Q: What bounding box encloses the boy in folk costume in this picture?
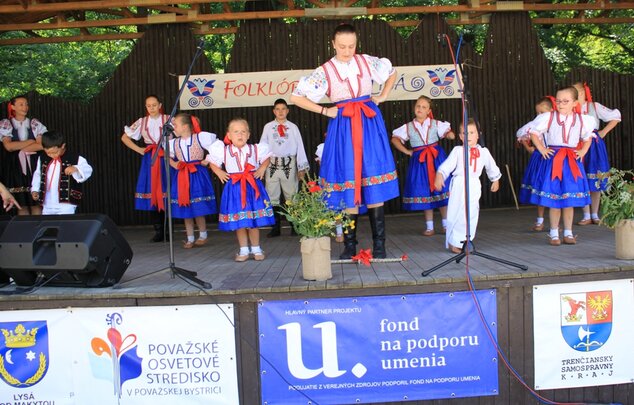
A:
[31,131,93,215]
[435,119,501,253]
[207,119,275,262]
[121,95,172,242]
[0,95,47,215]
[571,82,621,226]
[520,86,594,245]
[260,98,309,237]
[290,23,399,259]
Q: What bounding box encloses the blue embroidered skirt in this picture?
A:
[518,149,546,205]
[218,177,275,231]
[319,95,399,209]
[526,147,590,209]
[134,150,171,211]
[402,144,449,211]
[583,135,610,192]
[169,161,217,219]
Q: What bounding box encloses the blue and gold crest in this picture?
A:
[560,291,613,352]
[0,321,49,388]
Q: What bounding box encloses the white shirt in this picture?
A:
[207,141,271,174]
[260,120,309,171]
[392,118,452,144]
[0,118,47,140]
[438,145,502,182]
[168,132,217,161]
[580,101,621,130]
[124,115,169,144]
[315,143,324,162]
[526,112,595,147]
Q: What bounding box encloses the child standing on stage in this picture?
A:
[392,95,455,236]
[168,113,218,249]
[517,96,555,231]
[121,95,171,242]
[207,118,275,262]
[30,131,93,215]
[260,98,309,237]
[521,86,595,245]
[435,119,501,253]
[572,82,621,226]
[290,23,399,260]
[0,95,46,215]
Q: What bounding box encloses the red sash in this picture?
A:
[469,147,480,173]
[230,163,260,209]
[413,143,439,193]
[176,161,199,207]
[144,144,165,211]
[336,99,376,205]
[551,148,582,181]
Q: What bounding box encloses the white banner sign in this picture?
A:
[178,64,461,110]
[533,278,634,390]
[0,305,239,405]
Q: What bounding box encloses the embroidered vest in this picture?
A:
[322,55,373,102]
[140,115,168,145]
[407,119,439,148]
[174,134,205,162]
[39,152,83,205]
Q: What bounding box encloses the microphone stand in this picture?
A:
[422,35,527,277]
[117,39,212,289]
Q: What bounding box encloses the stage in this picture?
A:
[0,207,631,303]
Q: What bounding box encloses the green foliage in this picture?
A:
[279,175,352,238]
[599,168,634,229]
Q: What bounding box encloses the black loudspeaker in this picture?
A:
[0,214,133,287]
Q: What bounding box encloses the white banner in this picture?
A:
[533,279,634,390]
[178,64,461,110]
[0,305,239,405]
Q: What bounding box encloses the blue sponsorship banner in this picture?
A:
[258,290,498,405]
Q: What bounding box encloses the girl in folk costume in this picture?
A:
[0,95,46,215]
[290,23,399,260]
[121,95,171,242]
[168,113,218,249]
[392,95,455,236]
[572,82,621,226]
[517,96,555,231]
[435,119,501,253]
[521,86,595,246]
[207,119,274,262]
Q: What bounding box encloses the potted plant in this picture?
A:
[280,175,353,280]
[598,168,634,259]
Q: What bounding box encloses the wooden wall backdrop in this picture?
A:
[2,12,631,226]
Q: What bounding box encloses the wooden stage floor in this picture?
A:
[1,207,632,303]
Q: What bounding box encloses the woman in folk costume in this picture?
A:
[290,23,399,260]
[392,95,454,236]
[207,118,274,262]
[0,95,46,215]
[168,113,218,249]
[435,119,501,253]
[521,86,595,246]
[121,95,171,242]
[571,82,621,226]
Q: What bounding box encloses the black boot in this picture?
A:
[150,223,164,243]
[369,206,386,259]
[339,214,358,260]
[267,206,281,238]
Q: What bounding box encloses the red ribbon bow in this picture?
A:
[176,161,199,207]
[144,144,165,211]
[352,248,373,266]
[223,135,231,145]
[337,99,377,206]
[46,157,61,191]
[469,147,480,173]
[551,148,582,181]
[277,125,286,137]
[415,144,439,193]
[230,163,260,209]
